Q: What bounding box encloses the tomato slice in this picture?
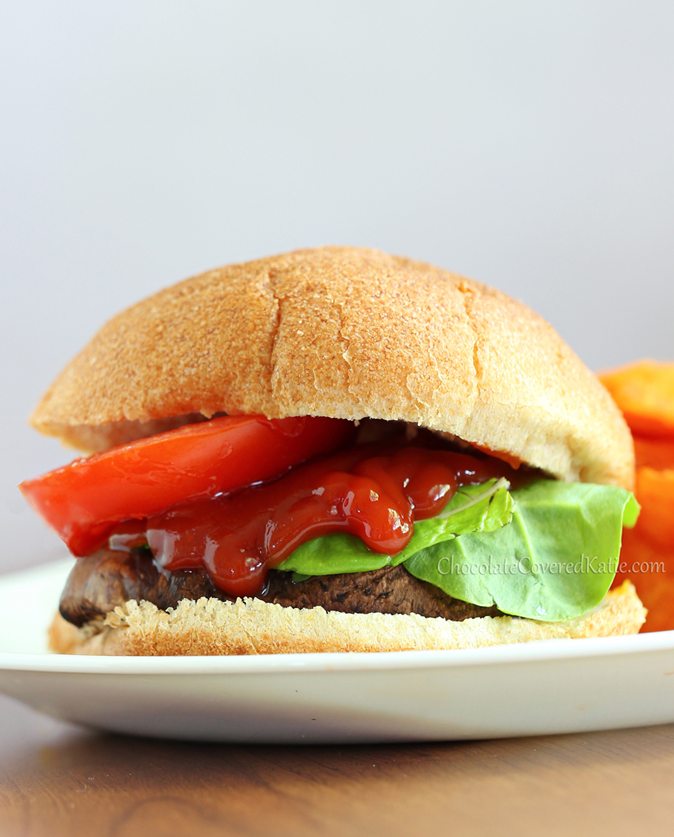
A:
[20,415,353,556]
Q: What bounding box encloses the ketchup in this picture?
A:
[110,441,513,597]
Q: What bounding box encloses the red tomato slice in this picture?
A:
[20,415,353,556]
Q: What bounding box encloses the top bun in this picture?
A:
[31,246,634,487]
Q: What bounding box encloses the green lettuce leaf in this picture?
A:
[404,480,639,621]
[276,479,514,576]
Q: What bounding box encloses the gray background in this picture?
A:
[1,1,673,573]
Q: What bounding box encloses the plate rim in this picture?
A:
[2,630,674,676]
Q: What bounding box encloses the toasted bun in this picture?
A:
[49,582,645,655]
[31,246,633,487]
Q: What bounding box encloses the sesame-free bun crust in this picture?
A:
[48,582,645,655]
[31,247,633,487]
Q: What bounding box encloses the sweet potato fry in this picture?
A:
[613,467,674,631]
[601,361,674,436]
[601,362,674,630]
[634,436,674,470]
[615,531,674,632]
[632,467,674,548]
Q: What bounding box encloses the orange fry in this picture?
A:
[634,436,674,470]
[632,467,674,548]
[601,360,674,436]
[616,532,674,632]
[614,467,674,631]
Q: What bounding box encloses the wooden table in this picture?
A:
[1,695,672,836]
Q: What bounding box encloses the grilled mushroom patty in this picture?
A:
[59,548,502,627]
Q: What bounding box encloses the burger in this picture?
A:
[20,247,646,655]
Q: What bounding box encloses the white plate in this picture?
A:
[0,559,673,743]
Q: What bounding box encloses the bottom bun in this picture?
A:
[49,582,646,655]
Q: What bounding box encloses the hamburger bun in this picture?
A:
[31,246,633,487]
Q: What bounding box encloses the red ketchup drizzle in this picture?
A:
[111,444,513,597]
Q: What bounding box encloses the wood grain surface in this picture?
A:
[0,695,672,837]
